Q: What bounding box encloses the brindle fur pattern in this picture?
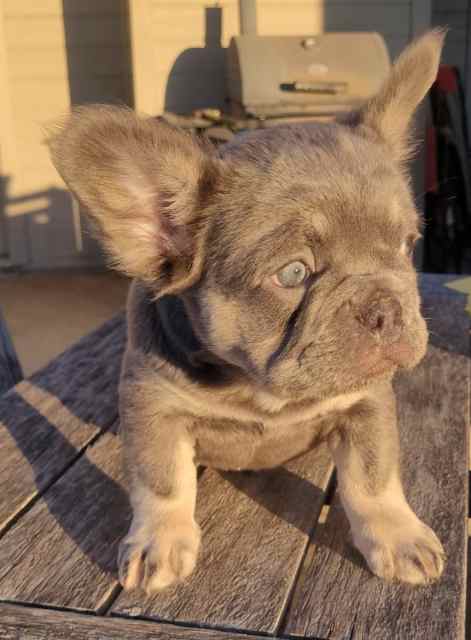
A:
[48,31,446,592]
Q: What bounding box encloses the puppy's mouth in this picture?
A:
[357,338,421,378]
[383,340,420,367]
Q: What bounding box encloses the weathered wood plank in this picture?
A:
[282,281,469,639]
[0,418,332,625]
[0,602,266,640]
[113,446,333,634]
[0,314,125,533]
[0,429,127,611]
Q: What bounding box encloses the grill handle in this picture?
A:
[280,81,348,95]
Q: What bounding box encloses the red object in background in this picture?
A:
[424,63,471,272]
[425,65,459,197]
[435,65,458,94]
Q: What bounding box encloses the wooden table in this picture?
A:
[0,274,468,639]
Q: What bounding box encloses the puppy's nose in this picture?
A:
[356,292,403,342]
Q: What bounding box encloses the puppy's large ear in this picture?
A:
[47,105,221,293]
[354,29,445,162]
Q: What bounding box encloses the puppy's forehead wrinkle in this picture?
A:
[224,121,392,179]
[205,122,419,287]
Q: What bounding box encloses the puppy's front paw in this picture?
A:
[352,511,445,585]
[118,517,201,593]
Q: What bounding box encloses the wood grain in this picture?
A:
[282,281,469,639]
[0,430,128,611]
[0,313,125,533]
[0,602,266,640]
[113,446,333,634]
[0,426,332,625]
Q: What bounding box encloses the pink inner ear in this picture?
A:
[125,181,191,260]
[157,212,193,259]
[128,214,189,264]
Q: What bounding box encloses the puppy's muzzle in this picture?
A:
[345,287,419,371]
[355,291,403,344]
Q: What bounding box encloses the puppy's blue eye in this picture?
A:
[273,261,308,288]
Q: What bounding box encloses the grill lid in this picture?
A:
[227,32,391,118]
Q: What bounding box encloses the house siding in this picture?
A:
[0,0,132,268]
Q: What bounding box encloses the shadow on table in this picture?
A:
[0,314,130,580]
[222,465,329,537]
[0,388,130,579]
[223,466,367,573]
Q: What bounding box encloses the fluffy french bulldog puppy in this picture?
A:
[48,30,445,593]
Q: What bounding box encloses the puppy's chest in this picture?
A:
[192,414,330,471]
[189,389,363,470]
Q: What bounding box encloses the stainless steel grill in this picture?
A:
[226,32,391,122]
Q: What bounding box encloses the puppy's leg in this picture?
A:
[329,386,445,585]
[118,394,200,593]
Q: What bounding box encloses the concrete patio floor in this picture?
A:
[0,271,129,377]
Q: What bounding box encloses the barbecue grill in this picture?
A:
[226,1,391,123]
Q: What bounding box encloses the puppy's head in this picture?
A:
[48,30,444,402]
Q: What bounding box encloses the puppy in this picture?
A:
[48,30,445,592]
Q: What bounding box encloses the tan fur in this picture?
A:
[47,31,445,592]
[330,428,444,584]
[356,28,446,163]
[118,436,200,593]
